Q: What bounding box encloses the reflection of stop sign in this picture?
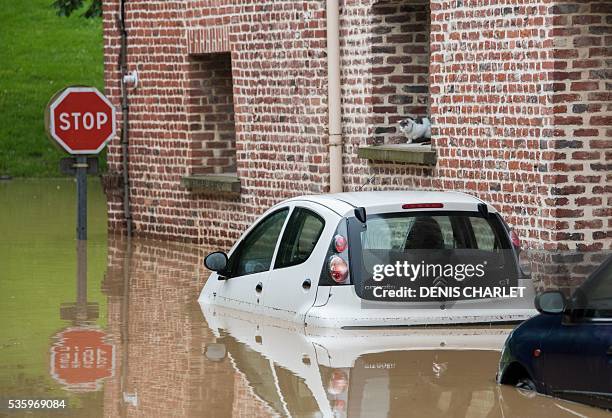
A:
[50,327,115,392]
[46,87,116,154]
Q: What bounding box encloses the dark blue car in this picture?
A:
[497,255,612,410]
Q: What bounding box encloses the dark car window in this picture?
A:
[275,208,325,269]
[350,211,516,298]
[228,208,289,277]
[571,257,612,320]
[361,212,507,251]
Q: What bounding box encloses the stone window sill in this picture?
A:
[181,173,240,198]
[357,143,437,166]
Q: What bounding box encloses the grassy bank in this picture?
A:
[0,0,104,177]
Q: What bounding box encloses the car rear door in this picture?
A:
[265,202,339,322]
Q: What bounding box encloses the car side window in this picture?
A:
[228,208,289,277]
[571,257,612,320]
[274,208,325,269]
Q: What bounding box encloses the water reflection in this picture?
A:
[201,303,610,418]
[101,237,235,418]
[100,236,609,418]
[1,180,610,417]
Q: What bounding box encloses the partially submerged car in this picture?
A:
[497,255,612,410]
[200,191,536,327]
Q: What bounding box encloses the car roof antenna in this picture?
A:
[358,174,376,191]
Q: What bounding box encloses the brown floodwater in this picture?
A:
[0,179,610,417]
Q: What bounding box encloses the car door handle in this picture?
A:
[302,279,311,290]
[607,346,612,355]
[255,282,263,293]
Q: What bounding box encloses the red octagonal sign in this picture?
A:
[46,87,116,155]
[50,327,115,392]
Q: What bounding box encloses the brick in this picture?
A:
[570,81,600,91]
[100,0,610,252]
[550,4,580,14]
[591,116,612,126]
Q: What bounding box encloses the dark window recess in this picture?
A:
[370,1,431,145]
[275,208,325,269]
[186,52,237,175]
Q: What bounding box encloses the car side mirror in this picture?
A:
[204,251,228,273]
[535,291,566,315]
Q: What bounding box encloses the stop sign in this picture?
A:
[50,327,115,392]
[46,87,116,154]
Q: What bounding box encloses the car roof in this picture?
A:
[287,191,493,216]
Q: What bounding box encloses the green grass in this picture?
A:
[0,0,104,177]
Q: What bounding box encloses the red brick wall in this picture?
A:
[546,0,611,250]
[340,0,437,204]
[102,0,611,250]
[103,0,329,247]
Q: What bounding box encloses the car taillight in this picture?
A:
[327,370,348,395]
[334,234,348,253]
[333,400,346,412]
[402,203,444,209]
[329,255,349,284]
[320,221,351,286]
[510,229,521,249]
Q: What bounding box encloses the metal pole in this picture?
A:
[75,155,88,323]
[76,155,88,241]
[76,239,88,322]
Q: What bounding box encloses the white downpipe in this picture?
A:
[327,0,343,193]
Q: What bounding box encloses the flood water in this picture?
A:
[0,179,610,417]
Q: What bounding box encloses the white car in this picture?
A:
[199,191,536,327]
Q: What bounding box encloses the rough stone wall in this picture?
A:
[102,0,611,250]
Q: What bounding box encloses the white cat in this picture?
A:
[398,117,432,144]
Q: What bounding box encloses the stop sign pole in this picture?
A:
[45,87,116,336]
[45,86,116,241]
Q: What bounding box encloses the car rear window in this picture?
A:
[348,211,517,299]
[360,212,509,251]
